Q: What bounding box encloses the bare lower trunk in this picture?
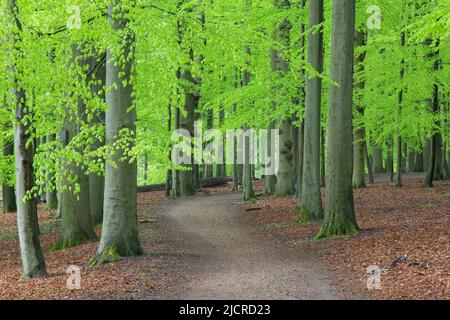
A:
[275,118,294,196]
[371,145,384,173]
[88,56,106,224]
[55,45,96,250]
[353,129,366,188]
[317,0,358,239]
[296,121,305,203]
[44,134,58,211]
[2,135,16,213]
[299,0,324,221]
[242,124,254,201]
[395,137,403,187]
[8,0,47,279]
[264,121,276,194]
[91,2,143,265]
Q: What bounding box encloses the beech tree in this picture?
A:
[91,0,143,265]
[7,0,47,278]
[299,0,324,221]
[317,0,359,238]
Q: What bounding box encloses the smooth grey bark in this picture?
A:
[215,107,226,177]
[88,58,106,225]
[55,45,96,250]
[299,0,324,221]
[263,120,276,194]
[165,104,172,197]
[242,56,254,201]
[171,105,181,197]
[414,149,424,172]
[423,138,431,172]
[365,139,374,184]
[179,69,197,197]
[295,1,306,201]
[8,0,46,279]
[352,31,367,188]
[45,134,58,210]
[317,0,358,238]
[296,121,305,202]
[395,32,406,188]
[424,63,440,187]
[320,127,326,188]
[434,133,444,180]
[204,109,214,178]
[371,145,384,173]
[292,117,299,187]
[273,0,294,197]
[353,128,366,188]
[276,118,294,196]
[387,139,394,181]
[91,2,143,265]
[242,125,255,201]
[407,149,415,172]
[2,134,16,213]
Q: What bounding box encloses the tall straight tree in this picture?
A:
[2,129,16,213]
[395,31,406,188]
[7,0,46,278]
[274,0,294,197]
[352,31,367,188]
[54,45,96,250]
[317,0,358,239]
[299,0,324,221]
[45,134,58,210]
[88,56,106,224]
[91,0,143,265]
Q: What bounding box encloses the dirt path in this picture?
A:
[149,192,359,300]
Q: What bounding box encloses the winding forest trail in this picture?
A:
[149,192,358,300]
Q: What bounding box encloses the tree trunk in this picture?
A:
[434,133,444,180]
[2,134,16,213]
[242,124,255,201]
[8,0,47,279]
[215,107,226,177]
[242,51,254,200]
[395,32,406,188]
[165,104,172,197]
[406,149,415,172]
[299,0,324,221]
[204,109,214,178]
[395,137,403,187]
[317,0,358,239]
[365,138,374,184]
[424,83,440,187]
[275,118,294,196]
[54,45,96,250]
[371,145,384,173]
[43,134,58,211]
[91,1,143,265]
[387,139,394,181]
[296,121,305,202]
[352,31,366,188]
[88,56,106,225]
[263,121,276,194]
[414,149,424,172]
[179,68,197,197]
[292,116,299,188]
[353,128,366,188]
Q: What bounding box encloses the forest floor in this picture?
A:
[0,173,448,299]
